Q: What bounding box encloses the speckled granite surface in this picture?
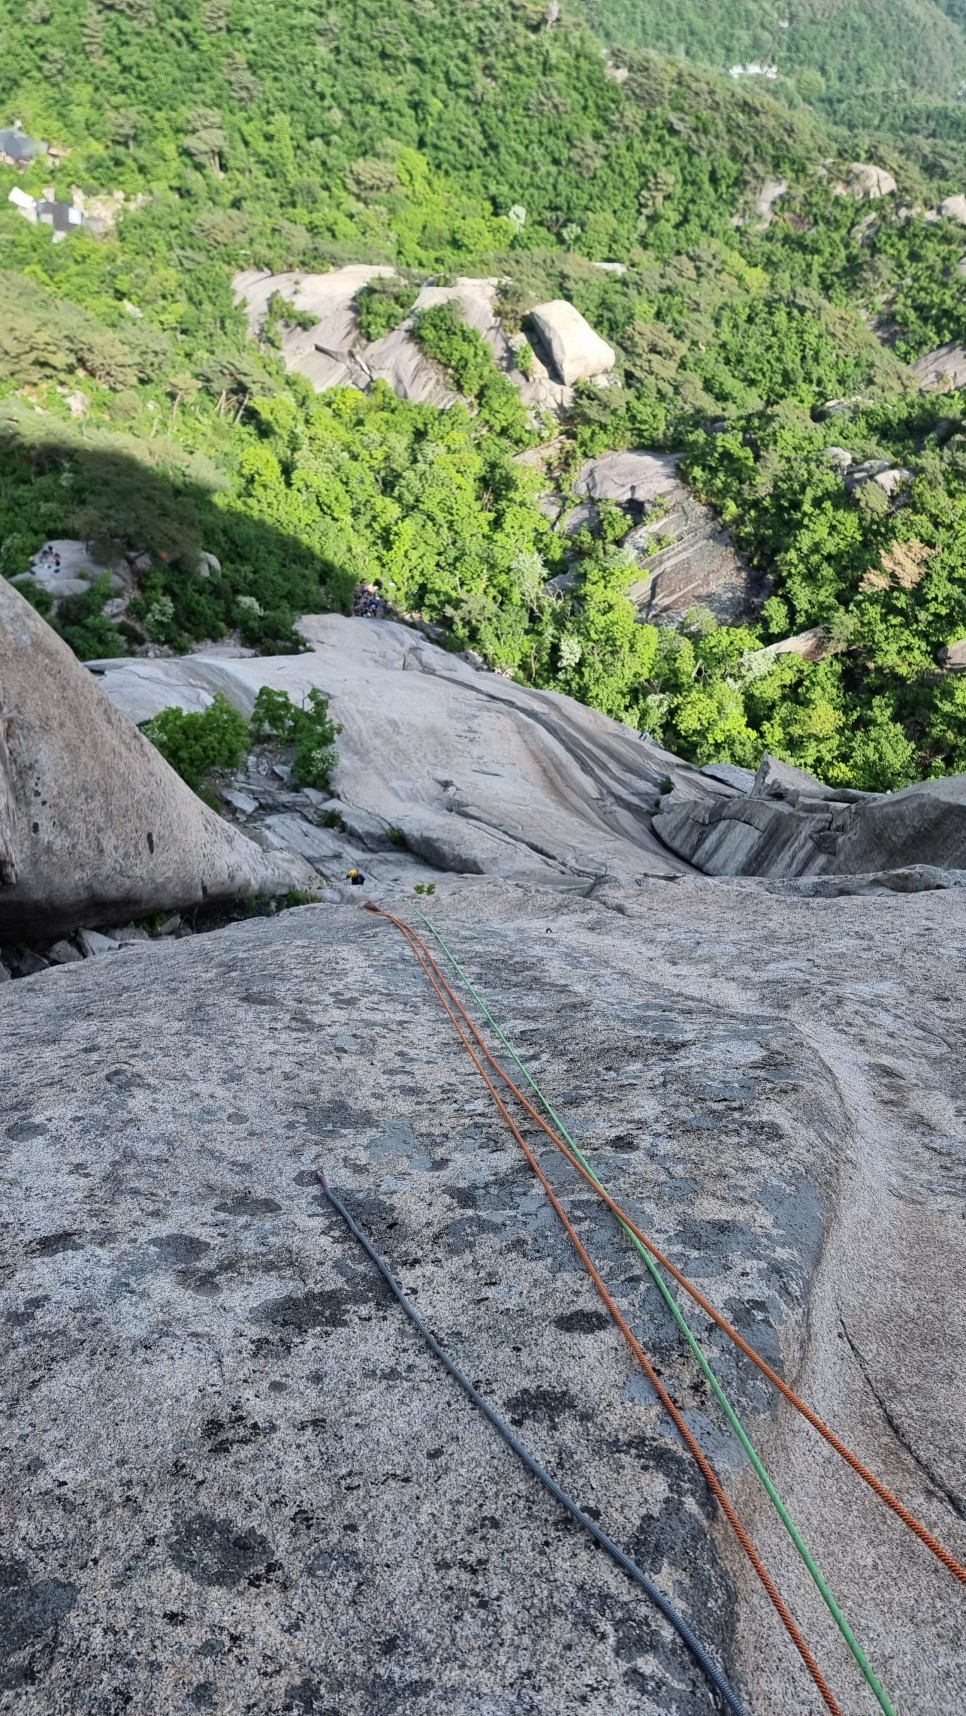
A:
[2,882,965,1713]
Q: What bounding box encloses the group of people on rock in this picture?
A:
[352,583,391,620]
[35,545,62,576]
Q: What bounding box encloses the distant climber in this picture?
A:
[346,868,366,886]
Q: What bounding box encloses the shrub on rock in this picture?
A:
[251,685,341,790]
[141,694,250,792]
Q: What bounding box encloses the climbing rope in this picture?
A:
[365,902,846,1716]
[403,903,966,1595]
[319,1174,749,1716]
[408,909,895,1716]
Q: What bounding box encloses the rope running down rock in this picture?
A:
[319,1174,749,1716]
[403,902,966,1593]
[365,902,847,1716]
[409,906,896,1714]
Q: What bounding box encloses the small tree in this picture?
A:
[108,108,141,152]
[221,50,262,107]
[81,4,106,62]
[167,371,201,418]
[251,686,341,789]
[55,575,125,661]
[141,694,249,792]
[292,690,341,788]
[184,110,227,175]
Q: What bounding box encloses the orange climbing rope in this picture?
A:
[366,902,966,1596]
[366,903,846,1715]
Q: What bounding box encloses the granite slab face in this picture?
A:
[2,882,965,1714]
[92,617,722,889]
[653,755,966,878]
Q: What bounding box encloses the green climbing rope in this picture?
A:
[411,904,895,1716]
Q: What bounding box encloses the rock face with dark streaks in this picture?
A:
[571,450,757,625]
[653,752,966,881]
[91,615,711,888]
[2,884,964,1714]
[92,623,966,894]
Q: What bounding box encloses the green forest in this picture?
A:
[576,0,966,141]
[3,0,966,789]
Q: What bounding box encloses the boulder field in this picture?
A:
[2,880,965,1712]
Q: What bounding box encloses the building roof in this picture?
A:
[0,127,47,163]
[37,199,80,232]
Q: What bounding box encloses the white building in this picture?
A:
[729,63,779,80]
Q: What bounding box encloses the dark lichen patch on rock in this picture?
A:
[145,1233,213,1268]
[5,1120,48,1142]
[186,1681,217,1710]
[0,1560,78,1690]
[167,1513,275,1588]
[281,1679,337,1714]
[303,1546,363,1583]
[325,1189,397,1240]
[554,1308,612,1334]
[104,1067,148,1092]
[504,1387,581,1430]
[364,1118,432,1169]
[213,1194,283,1217]
[302,1098,375,1134]
[199,1408,277,1454]
[6,1294,50,1327]
[250,1286,354,1334]
[24,1231,82,1257]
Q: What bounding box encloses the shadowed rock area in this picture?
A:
[654,754,966,884]
[0,580,312,937]
[2,885,964,1713]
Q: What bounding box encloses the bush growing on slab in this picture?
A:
[412,303,534,447]
[251,686,342,789]
[356,279,420,343]
[55,575,127,661]
[141,694,250,792]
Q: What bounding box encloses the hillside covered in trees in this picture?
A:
[3,0,966,789]
[577,0,966,144]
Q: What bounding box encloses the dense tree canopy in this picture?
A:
[576,0,966,140]
[2,0,966,790]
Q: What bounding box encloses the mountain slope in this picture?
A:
[577,0,966,125]
[3,0,966,792]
